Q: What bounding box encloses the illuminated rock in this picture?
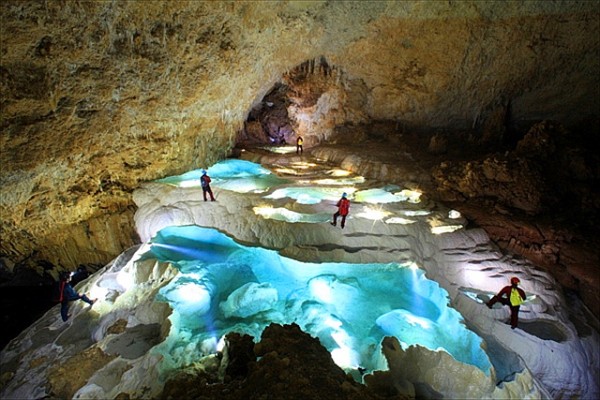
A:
[219,282,279,318]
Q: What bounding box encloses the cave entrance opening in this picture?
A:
[243,82,294,146]
[236,57,337,151]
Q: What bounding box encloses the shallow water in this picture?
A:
[144,225,492,375]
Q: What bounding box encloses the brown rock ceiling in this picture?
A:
[1,1,599,314]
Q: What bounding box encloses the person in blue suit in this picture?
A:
[58,272,96,322]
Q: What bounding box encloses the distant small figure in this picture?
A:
[200,169,216,202]
[296,135,304,155]
[59,272,96,322]
[487,276,526,329]
[331,192,350,229]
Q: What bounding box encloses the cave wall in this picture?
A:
[1,1,598,272]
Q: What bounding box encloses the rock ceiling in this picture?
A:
[0,2,599,313]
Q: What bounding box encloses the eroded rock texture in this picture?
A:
[432,121,600,317]
[160,323,398,400]
[1,2,598,311]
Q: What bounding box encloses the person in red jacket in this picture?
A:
[200,169,216,202]
[487,276,527,329]
[331,192,350,229]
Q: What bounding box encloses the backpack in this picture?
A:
[339,198,350,215]
[510,288,524,306]
[52,279,67,303]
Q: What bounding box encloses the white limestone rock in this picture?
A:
[219,282,279,318]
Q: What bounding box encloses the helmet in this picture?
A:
[201,169,207,175]
[342,192,347,198]
[511,277,520,285]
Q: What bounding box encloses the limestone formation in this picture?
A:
[2,152,597,399]
[2,1,598,275]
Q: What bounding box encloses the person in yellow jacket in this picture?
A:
[487,276,526,329]
[296,135,304,155]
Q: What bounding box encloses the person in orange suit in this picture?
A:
[331,192,350,229]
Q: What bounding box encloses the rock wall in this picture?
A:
[1,1,598,272]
